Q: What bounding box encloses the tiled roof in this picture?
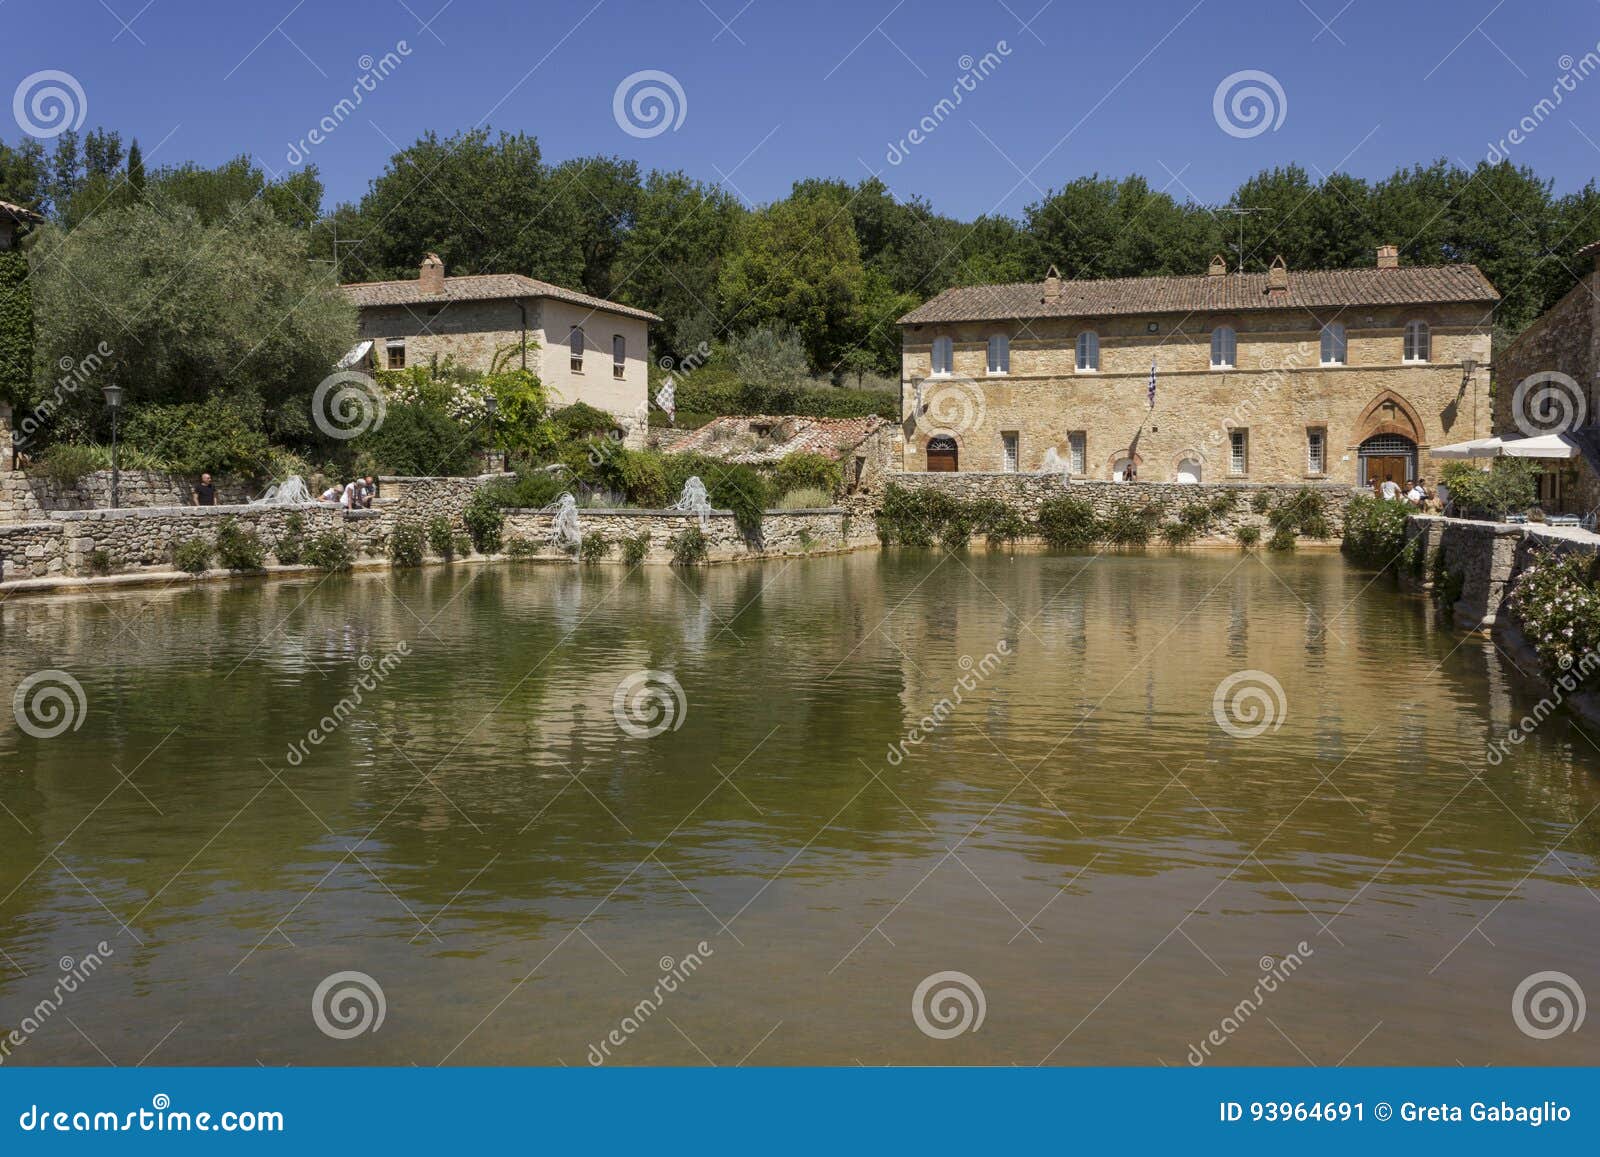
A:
[0,199,43,224]
[339,272,661,322]
[659,415,887,464]
[898,264,1499,325]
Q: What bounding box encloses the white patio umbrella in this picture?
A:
[1431,436,1505,458]
[1499,432,1582,459]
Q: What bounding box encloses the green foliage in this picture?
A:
[462,489,505,554]
[36,443,102,485]
[1431,549,1465,612]
[1267,526,1298,552]
[302,531,353,571]
[875,484,962,547]
[669,525,709,566]
[503,536,537,559]
[619,531,651,566]
[1507,546,1600,681]
[1037,495,1099,549]
[214,517,266,570]
[353,403,478,477]
[775,486,833,510]
[1250,490,1273,514]
[1440,459,1539,520]
[661,453,771,534]
[725,324,811,389]
[552,401,619,442]
[172,537,211,574]
[123,396,276,477]
[482,467,568,509]
[0,250,32,408]
[578,532,611,562]
[1235,524,1262,549]
[1100,501,1164,546]
[1161,520,1197,546]
[273,512,306,565]
[1341,495,1412,570]
[425,516,455,557]
[87,549,112,576]
[969,498,1028,545]
[769,451,843,498]
[453,533,472,557]
[389,521,426,568]
[1267,488,1332,539]
[670,367,895,421]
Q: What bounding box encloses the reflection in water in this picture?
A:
[0,551,1598,1067]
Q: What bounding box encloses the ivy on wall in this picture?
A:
[0,251,32,410]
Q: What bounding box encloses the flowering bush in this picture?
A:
[1506,546,1600,681]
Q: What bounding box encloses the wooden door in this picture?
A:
[1365,456,1408,488]
[926,438,958,472]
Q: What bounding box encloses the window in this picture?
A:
[570,326,585,372]
[1229,428,1248,475]
[1307,428,1326,474]
[385,340,405,370]
[1002,432,1019,472]
[1320,322,1346,365]
[1403,319,1430,362]
[930,336,953,376]
[987,334,1009,375]
[613,334,626,379]
[1211,326,1236,369]
[1076,330,1099,371]
[1068,432,1086,475]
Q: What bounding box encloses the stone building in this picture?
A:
[341,256,661,445]
[1490,240,1600,515]
[657,414,897,499]
[897,247,1497,486]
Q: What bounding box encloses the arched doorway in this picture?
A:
[1358,434,1416,488]
[926,436,958,472]
[1175,457,1202,483]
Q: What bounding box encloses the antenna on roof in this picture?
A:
[1217,206,1272,274]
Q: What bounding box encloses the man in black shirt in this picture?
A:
[194,473,217,506]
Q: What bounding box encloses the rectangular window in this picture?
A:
[931,336,953,376]
[1307,428,1326,474]
[1068,432,1086,474]
[613,334,626,379]
[1229,429,1248,475]
[987,334,1009,375]
[385,340,405,370]
[1002,432,1019,472]
[570,326,585,373]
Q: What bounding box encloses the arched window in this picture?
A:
[1320,322,1347,365]
[987,333,1009,374]
[926,435,958,472]
[930,336,953,376]
[1176,458,1202,484]
[1076,330,1099,371]
[1210,326,1236,369]
[1403,320,1430,362]
[569,326,585,372]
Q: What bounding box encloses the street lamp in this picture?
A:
[102,383,123,509]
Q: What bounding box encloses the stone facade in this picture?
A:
[899,260,1495,487]
[0,469,251,520]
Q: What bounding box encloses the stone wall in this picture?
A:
[886,473,1355,538]
[0,469,252,522]
[1404,514,1600,630]
[500,506,874,563]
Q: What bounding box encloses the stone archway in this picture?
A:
[1172,449,1206,483]
[1108,450,1143,482]
[1355,390,1425,445]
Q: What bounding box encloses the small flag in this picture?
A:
[655,377,676,421]
[1147,360,1157,408]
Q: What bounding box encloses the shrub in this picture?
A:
[620,531,651,565]
[1251,490,1272,514]
[462,489,505,554]
[37,443,102,485]
[1441,459,1539,519]
[670,525,709,565]
[389,521,426,568]
[1235,524,1261,549]
[273,512,306,565]
[579,532,611,562]
[214,517,266,570]
[1269,488,1329,538]
[1507,546,1600,682]
[302,531,353,571]
[1342,495,1412,571]
[1100,501,1163,546]
[352,402,478,477]
[0,250,32,412]
[1178,502,1214,531]
[970,498,1028,546]
[172,537,211,574]
[770,452,843,498]
[661,453,771,534]
[1267,526,1298,552]
[1431,549,1465,612]
[503,536,537,558]
[483,467,568,509]
[776,486,833,509]
[1161,521,1196,546]
[453,533,472,557]
[87,549,112,576]
[552,401,620,442]
[1037,495,1099,549]
[609,447,669,508]
[875,484,960,547]
[425,515,455,557]
[123,396,274,477]
[1208,491,1238,517]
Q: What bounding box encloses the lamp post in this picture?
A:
[102,383,124,509]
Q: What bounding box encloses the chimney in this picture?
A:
[1042,264,1061,300]
[1266,254,1288,293]
[1376,244,1399,270]
[1208,254,1227,277]
[419,252,445,295]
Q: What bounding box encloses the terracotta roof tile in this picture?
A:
[340,272,660,322]
[0,199,44,224]
[899,263,1499,325]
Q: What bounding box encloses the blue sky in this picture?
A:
[7,0,1600,218]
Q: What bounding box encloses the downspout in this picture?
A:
[517,300,528,370]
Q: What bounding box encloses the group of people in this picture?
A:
[1374,476,1445,512]
[319,476,378,509]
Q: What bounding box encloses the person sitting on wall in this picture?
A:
[193,472,216,507]
[340,479,360,509]
[319,483,343,504]
[357,475,377,509]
